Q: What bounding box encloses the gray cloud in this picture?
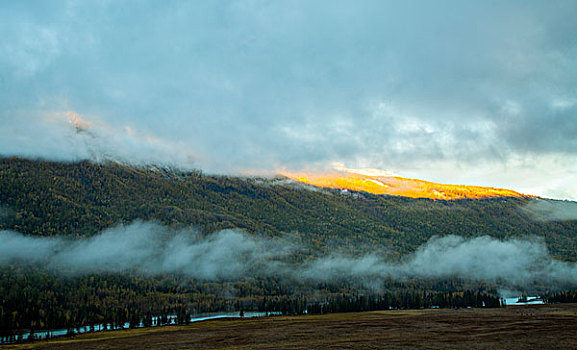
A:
[2,222,577,288]
[1,1,576,198]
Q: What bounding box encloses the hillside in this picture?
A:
[0,157,575,259]
[2,157,577,339]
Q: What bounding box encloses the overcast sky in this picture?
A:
[1,1,576,199]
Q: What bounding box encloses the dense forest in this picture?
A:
[1,264,508,344]
[1,157,576,258]
[1,157,576,340]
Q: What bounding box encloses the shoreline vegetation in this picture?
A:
[1,311,275,345]
[0,288,505,345]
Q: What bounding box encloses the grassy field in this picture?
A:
[7,304,577,350]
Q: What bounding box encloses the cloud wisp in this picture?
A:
[1,222,576,288]
[523,199,577,222]
[302,235,577,286]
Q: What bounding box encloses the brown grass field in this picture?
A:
[6,304,577,350]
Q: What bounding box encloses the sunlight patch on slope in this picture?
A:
[279,168,533,200]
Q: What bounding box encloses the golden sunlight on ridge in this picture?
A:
[279,170,533,200]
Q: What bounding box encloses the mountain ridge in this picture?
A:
[280,170,534,200]
[1,157,576,260]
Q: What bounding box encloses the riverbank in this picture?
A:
[1,311,276,345]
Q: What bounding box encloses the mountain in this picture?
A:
[1,157,577,338]
[0,157,575,259]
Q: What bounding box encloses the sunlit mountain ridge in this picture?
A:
[279,170,534,200]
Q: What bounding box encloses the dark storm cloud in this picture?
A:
[1,0,576,198]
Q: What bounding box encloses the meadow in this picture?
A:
[7,304,577,350]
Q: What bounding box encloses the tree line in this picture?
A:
[307,290,503,315]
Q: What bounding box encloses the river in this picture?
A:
[1,311,278,345]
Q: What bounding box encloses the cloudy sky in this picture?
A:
[1,1,576,199]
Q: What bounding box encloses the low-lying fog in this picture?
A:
[2,221,577,289]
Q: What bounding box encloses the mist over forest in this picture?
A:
[2,221,577,289]
[1,157,577,341]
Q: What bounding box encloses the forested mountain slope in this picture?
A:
[1,157,575,260]
[2,157,577,339]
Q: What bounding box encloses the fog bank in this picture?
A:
[1,222,576,287]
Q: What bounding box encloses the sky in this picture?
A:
[1,0,576,200]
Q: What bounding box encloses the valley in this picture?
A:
[1,157,576,343]
[6,304,577,350]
